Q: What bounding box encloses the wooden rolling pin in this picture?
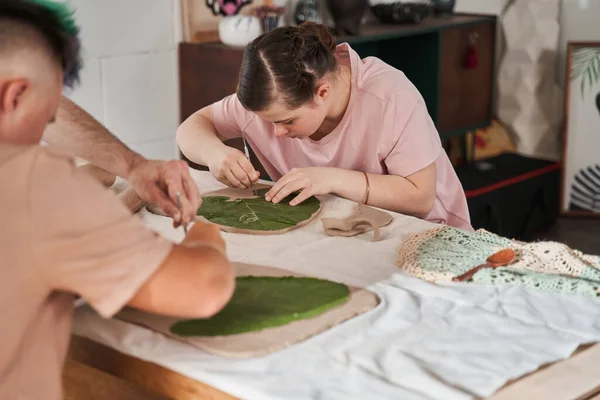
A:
[117,186,147,214]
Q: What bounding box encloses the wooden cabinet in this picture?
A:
[179,44,243,123]
[438,22,495,134]
[178,14,497,171]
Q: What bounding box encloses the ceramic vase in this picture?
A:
[218,15,262,47]
[294,0,322,25]
[433,0,455,15]
[325,0,369,36]
[256,5,285,33]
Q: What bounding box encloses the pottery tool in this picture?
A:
[176,192,188,234]
[452,248,516,282]
[242,137,258,196]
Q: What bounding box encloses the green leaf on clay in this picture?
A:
[197,188,320,231]
[170,276,350,337]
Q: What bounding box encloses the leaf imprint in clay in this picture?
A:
[170,276,351,337]
[197,188,321,232]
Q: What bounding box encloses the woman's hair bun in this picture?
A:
[298,21,336,53]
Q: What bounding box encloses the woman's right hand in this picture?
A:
[207,146,260,189]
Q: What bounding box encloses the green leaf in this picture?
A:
[571,47,600,100]
[197,188,320,231]
[170,276,350,337]
[593,56,600,83]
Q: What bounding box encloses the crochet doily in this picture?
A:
[396,226,600,297]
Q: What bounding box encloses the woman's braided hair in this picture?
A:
[237,22,338,112]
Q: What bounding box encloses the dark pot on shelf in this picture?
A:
[326,0,369,36]
[294,0,321,25]
[370,1,435,25]
[433,0,455,15]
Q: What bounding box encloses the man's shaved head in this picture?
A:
[0,0,81,88]
[0,0,81,145]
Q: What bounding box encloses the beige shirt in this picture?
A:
[0,144,173,400]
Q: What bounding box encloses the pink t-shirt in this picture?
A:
[210,43,472,231]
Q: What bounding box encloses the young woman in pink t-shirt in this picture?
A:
[177,22,472,230]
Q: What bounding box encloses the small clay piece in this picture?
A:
[321,204,393,241]
[452,248,516,282]
[147,184,322,235]
[118,186,146,214]
[77,163,117,187]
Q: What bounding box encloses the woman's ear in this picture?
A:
[1,79,29,114]
[315,81,331,102]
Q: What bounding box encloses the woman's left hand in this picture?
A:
[265,167,335,206]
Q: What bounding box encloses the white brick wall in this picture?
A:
[62,0,182,160]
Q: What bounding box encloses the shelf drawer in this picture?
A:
[438,22,495,134]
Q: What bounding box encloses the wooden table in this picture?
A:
[67,175,600,399]
[67,335,234,400]
[67,335,600,400]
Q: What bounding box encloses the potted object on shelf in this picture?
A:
[206,0,254,16]
[433,0,455,15]
[218,15,262,47]
[256,5,286,32]
[325,0,369,36]
[294,0,322,25]
[370,0,435,24]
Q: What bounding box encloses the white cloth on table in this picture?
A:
[72,170,600,400]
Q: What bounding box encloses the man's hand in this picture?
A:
[45,97,202,224]
[265,167,336,206]
[126,158,202,227]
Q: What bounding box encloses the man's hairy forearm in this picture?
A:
[43,96,144,178]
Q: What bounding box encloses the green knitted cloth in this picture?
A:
[396,226,600,297]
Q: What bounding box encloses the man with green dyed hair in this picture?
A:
[0,1,235,398]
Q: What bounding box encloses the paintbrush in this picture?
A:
[176,192,188,235]
[242,137,258,196]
